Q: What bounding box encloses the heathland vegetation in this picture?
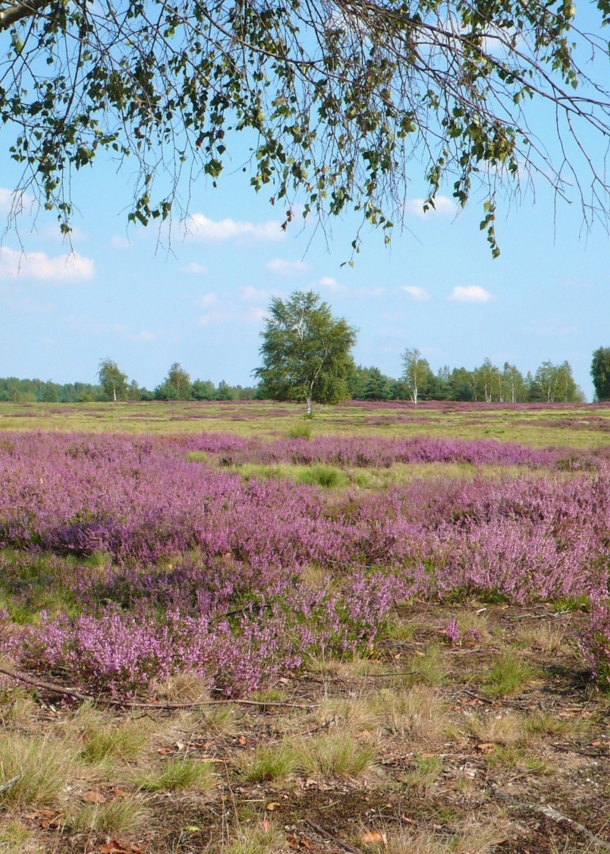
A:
[2,401,610,852]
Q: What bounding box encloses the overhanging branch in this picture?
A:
[0,0,51,31]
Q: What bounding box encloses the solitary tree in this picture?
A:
[98,358,128,403]
[155,363,192,400]
[255,291,357,417]
[401,348,431,405]
[2,0,610,253]
[591,348,610,401]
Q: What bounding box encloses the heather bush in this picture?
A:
[2,432,610,696]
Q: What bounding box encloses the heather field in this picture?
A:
[3,403,610,853]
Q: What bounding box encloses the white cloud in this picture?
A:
[195,292,219,308]
[448,285,493,303]
[186,213,285,242]
[266,257,311,276]
[402,285,430,301]
[319,276,347,293]
[0,247,94,281]
[242,285,271,302]
[180,262,208,275]
[109,234,131,249]
[523,318,578,335]
[406,195,458,217]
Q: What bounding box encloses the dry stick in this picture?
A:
[490,787,610,851]
[0,666,316,710]
[0,665,91,701]
[0,775,21,794]
[305,820,365,854]
[122,698,316,710]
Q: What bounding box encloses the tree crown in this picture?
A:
[2,0,610,254]
[255,290,357,412]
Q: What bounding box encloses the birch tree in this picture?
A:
[255,291,357,417]
[401,348,431,405]
[2,0,610,253]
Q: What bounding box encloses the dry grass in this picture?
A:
[67,794,147,834]
[380,820,505,854]
[67,705,153,767]
[0,733,78,807]
[515,620,571,655]
[292,732,377,778]
[0,819,33,854]
[375,685,450,746]
[220,820,285,854]
[464,710,529,747]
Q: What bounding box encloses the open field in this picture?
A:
[3,399,610,447]
[2,403,610,853]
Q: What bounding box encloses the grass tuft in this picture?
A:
[0,733,77,807]
[134,757,215,792]
[295,733,376,778]
[71,705,151,765]
[69,795,146,834]
[482,654,536,697]
[221,821,284,854]
[240,742,298,783]
[297,464,347,488]
[287,422,312,440]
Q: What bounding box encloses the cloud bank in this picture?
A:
[0,247,94,281]
[186,214,285,242]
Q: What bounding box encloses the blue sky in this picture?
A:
[0,124,609,399]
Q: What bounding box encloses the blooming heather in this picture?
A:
[1,432,609,695]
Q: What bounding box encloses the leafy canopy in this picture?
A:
[98,358,128,402]
[591,347,610,401]
[2,0,610,254]
[255,290,357,413]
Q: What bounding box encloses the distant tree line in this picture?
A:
[6,284,609,408]
[0,355,587,405]
[0,360,257,403]
[348,356,585,403]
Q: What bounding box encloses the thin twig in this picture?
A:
[0,666,316,709]
[305,820,365,854]
[489,787,610,851]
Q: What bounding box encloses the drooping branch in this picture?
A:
[0,0,51,31]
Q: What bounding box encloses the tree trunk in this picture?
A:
[306,396,312,417]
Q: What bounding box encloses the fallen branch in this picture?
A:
[551,742,610,759]
[0,666,316,710]
[0,775,21,794]
[0,665,91,701]
[305,820,365,854]
[123,698,316,710]
[490,787,610,851]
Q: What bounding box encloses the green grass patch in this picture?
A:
[482,654,536,697]
[134,757,215,792]
[287,422,313,440]
[240,742,298,783]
